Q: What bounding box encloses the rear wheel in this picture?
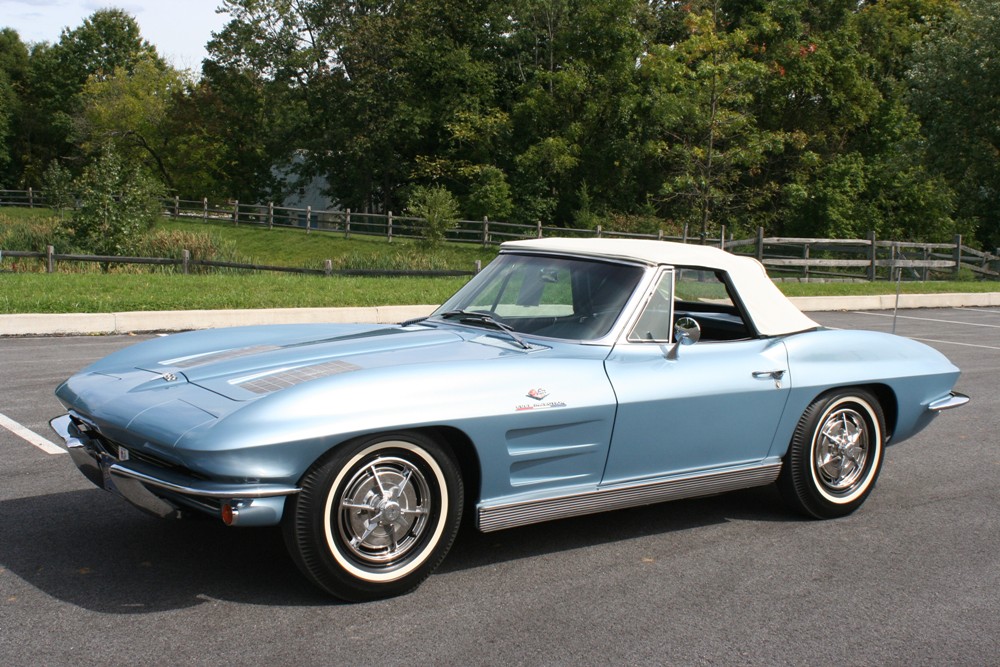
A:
[283,432,463,601]
[778,389,885,519]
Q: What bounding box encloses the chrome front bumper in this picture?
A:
[50,414,299,526]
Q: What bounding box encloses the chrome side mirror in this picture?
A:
[666,317,701,360]
[674,317,701,345]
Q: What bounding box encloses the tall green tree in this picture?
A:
[908,0,1000,248]
[0,68,15,182]
[507,0,648,225]
[203,0,326,202]
[155,79,232,201]
[0,28,29,185]
[76,55,186,190]
[639,4,782,240]
[208,0,515,213]
[18,10,163,183]
[721,0,958,241]
[393,1,513,216]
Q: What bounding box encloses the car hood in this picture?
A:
[55,322,614,482]
[85,323,547,402]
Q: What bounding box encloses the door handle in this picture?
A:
[752,370,785,388]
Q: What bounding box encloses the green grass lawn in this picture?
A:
[0,206,61,220]
[1,206,997,314]
[2,270,994,315]
[0,273,467,313]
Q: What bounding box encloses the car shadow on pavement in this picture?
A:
[0,488,332,612]
[1,484,792,612]
[440,484,792,575]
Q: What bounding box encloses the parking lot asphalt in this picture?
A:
[0,308,997,666]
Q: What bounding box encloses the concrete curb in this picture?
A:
[0,305,437,336]
[787,291,1000,312]
[2,293,998,336]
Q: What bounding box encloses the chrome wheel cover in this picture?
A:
[813,407,870,494]
[337,455,431,566]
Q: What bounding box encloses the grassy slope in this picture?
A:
[0,273,469,313]
[157,218,497,270]
[1,208,996,313]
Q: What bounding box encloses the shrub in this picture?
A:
[69,145,163,257]
[465,166,513,221]
[0,213,64,251]
[0,212,69,271]
[41,160,75,213]
[407,185,460,248]
[133,229,253,273]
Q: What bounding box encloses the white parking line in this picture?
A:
[821,326,1000,351]
[908,337,1000,351]
[955,307,1000,315]
[0,413,66,455]
[852,311,1000,328]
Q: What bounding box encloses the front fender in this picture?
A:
[176,352,618,502]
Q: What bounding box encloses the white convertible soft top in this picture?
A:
[503,237,819,337]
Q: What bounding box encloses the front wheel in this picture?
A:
[283,432,463,601]
[778,389,886,519]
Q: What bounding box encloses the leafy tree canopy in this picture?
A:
[908,0,1000,248]
[3,0,994,250]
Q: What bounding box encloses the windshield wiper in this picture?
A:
[438,310,531,350]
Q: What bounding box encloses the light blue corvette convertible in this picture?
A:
[51,238,968,601]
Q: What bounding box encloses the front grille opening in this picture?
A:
[69,414,208,481]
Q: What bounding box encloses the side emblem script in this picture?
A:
[516,388,566,412]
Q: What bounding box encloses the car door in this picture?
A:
[601,267,792,485]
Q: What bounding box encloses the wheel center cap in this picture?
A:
[382,500,402,523]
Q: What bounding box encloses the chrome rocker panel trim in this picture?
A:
[477,461,783,532]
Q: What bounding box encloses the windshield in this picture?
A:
[433,253,645,340]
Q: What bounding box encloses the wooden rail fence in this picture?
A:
[2,189,997,280]
[0,246,479,278]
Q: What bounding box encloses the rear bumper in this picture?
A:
[928,392,970,412]
[50,414,299,526]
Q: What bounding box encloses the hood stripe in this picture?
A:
[237,359,362,395]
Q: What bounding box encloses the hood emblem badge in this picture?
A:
[526,388,548,400]
[161,373,178,382]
